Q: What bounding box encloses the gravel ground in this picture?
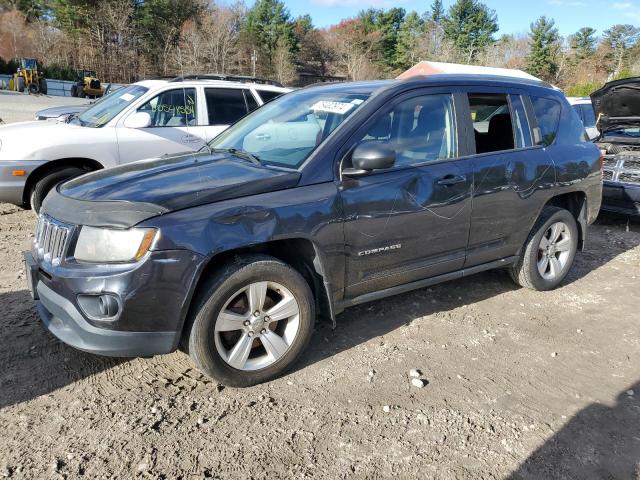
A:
[0,91,89,124]
[0,98,639,478]
[0,204,638,479]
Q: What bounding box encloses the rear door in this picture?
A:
[203,87,258,141]
[338,88,473,299]
[461,88,556,267]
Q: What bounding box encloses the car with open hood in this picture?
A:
[0,75,289,212]
[24,74,602,386]
[591,77,640,216]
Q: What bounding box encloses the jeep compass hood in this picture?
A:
[43,152,301,228]
[591,77,640,133]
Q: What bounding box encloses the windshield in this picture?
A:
[76,85,148,128]
[209,89,371,169]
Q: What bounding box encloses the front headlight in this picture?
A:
[74,226,158,263]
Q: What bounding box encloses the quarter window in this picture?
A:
[531,96,561,145]
[354,94,457,168]
[258,90,283,103]
[138,88,197,127]
[205,88,249,125]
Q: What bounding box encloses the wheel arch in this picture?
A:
[24,158,104,205]
[182,238,335,337]
[543,191,588,250]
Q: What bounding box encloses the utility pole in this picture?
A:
[251,49,257,77]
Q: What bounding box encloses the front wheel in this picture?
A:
[29,167,86,213]
[510,206,579,291]
[187,255,315,387]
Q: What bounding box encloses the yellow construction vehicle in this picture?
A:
[8,58,47,94]
[70,69,105,98]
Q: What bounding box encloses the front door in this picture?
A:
[116,87,207,164]
[339,91,473,299]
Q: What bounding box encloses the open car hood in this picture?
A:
[591,77,640,133]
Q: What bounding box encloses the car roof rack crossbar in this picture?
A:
[169,74,283,87]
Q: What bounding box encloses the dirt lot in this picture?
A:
[0,202,637,479]
[0,91,89,124]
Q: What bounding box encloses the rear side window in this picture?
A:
[205,88,248,125]
[468,93,515,154]
[531,96,561,145]
[257,90,283,103]
[580,104,596,128]
[510,95,532,148]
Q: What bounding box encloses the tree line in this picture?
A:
[0,0,639,93]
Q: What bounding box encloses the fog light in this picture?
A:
[77,293,121,321]
[98,294,119,317]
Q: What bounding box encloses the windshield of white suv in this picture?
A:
[76,85,148,128]
[209,90,371,169]
[606,127,640,138]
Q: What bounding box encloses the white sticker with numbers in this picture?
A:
[311,101,355,115]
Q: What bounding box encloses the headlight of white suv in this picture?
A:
[74,226,158,263]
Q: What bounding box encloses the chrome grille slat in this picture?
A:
[33,215,72,264]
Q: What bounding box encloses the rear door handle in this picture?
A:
[436,174,467,186]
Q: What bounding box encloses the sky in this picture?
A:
[274,0,640,36]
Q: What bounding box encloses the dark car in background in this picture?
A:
[592,77,640,216]
[24,74,602,386]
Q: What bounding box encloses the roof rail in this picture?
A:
[169,74,283,87]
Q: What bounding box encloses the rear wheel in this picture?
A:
[187,254,315,387]
[17,77,25,93]
[29,167,86,213]
[509,206,578,291]
[39,78,47,95]
[27,82,39,94]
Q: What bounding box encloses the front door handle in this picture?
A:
[436,174,466,186]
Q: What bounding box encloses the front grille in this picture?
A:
[34,215,73,265]
[603,156,618,168]
[619,172,640,184]
[603,170,614,181]
[621,158,640,171]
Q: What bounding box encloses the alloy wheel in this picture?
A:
[214,281,300,371]
[537,221,572,280]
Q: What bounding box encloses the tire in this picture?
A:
[78,87,85,98]
[70,85,77,97]
[509,206,579,291]
[28,82,39,94]
[29,167,85,213]
[39,78,47,95]
[17,77,25,93]
[187,254,315,387]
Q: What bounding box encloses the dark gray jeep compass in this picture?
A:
[24,75,603,386]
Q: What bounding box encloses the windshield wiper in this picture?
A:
[212,148,261,166]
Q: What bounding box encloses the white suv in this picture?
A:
[0,75,290,211]
[567,96,599,140]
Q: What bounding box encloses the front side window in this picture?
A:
[138,88,197,127]
[209,89,370,169]
[76,84,148,128]
[353,94,457,168]
[531,96,561,145]
[205,88,249,125]
[468,94,516,153]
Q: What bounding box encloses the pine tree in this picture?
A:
[570,27,596,59]
[442,0,498,63]
[430,0,444,24]
[396,11,424,69]
[525,16,559,82]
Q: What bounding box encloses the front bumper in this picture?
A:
[602,180,640,216]
[25,248,205,357]
[0,160,47,205]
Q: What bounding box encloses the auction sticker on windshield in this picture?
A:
[311,101,355,115]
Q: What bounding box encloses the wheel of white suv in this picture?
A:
[510,206,579,291]
[187,254,315,387]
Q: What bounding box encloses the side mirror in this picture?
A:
[124,111,151,129]
[343,142,395,177]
